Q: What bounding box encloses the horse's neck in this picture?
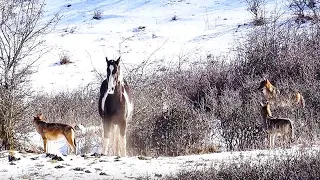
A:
[116,83,123,101]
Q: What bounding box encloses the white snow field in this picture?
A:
[31,0,276,92]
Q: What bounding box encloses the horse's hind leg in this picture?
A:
[102,120,112,155]
[113,125,120,157]
[268,134,272,149]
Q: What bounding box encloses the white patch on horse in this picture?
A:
[107,65,115,94]
[118,68,124,83]
[101,92,108,111]
[123,88,133,118]
[101,65,114,111]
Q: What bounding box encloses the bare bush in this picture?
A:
[307,0,320,22]
[289,0,319,23]
[28,85,99,126]
[234,18,320,145]
[93,9,102,20]
[289,0,308,16]
[127,68,218,157]
[59,51,72,65]
[245,0,266,26]
[171,15,177,21]
[76,128,102,154]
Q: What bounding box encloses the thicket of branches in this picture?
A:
[0,0,59,150]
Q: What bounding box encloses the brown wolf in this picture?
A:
[33,114,77,154]
[258,79,305,108]
[260,101,294,148]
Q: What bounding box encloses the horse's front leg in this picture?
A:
[119,120,127,157]
[102,120,112,155]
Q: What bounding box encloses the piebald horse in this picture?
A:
[98,57,133,157]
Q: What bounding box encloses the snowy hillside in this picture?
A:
[31,0,263,92]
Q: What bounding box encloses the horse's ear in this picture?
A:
[106,57,109,62]
[116,57,120,65]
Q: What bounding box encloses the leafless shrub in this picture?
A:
[0,0,59,150]
[59,51,72,65]
[307,0,320,22]
[63,26,76,34]
[28,85,99,126]
[245,0,266,26]
[93,9,102,20]
[127,68,218,157]
[234,17,320,145]
[171,15,177,21]
[289,0,319,23]
[76,129,102,154]
[289,0,308,16]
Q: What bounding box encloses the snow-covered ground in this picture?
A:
[0,144,315,180]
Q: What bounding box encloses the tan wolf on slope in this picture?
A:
[258,79,305,108]
[260,101,294,148]
[33,113,77,154]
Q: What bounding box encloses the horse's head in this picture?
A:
[105,56,121,94]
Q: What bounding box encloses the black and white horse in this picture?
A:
[98,57,133,157]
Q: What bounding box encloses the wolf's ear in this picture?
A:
[37,113,44,120]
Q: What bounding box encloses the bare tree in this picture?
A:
[289,0,308,16]
[245,0,266,26]
[0,0,59,150]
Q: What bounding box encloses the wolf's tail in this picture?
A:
[70,128,77,147]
